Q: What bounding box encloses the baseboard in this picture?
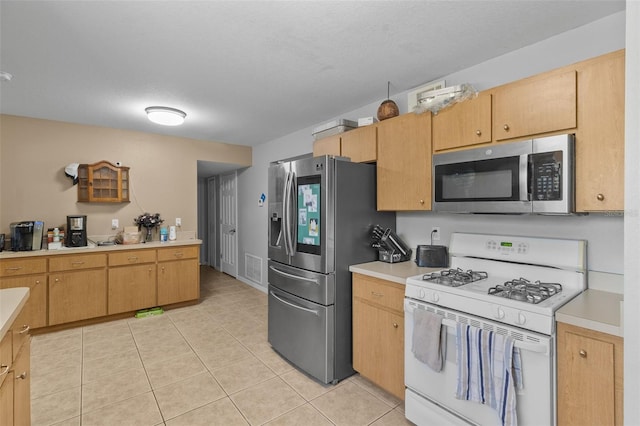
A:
[236,275,268,294]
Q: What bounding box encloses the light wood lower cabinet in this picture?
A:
[352,273,405,399]
[157,246,200,305]
[0,302,31,426]
[108,249,157,314]
[557,322,623,426]
[49,268,108,325]
[0,274,47,330]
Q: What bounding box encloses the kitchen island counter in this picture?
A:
[556,289,623,337]
[349,261,440,285]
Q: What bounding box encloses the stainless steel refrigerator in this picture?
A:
[267,155,395,384]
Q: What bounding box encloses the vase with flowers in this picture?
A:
[134,212,164,243]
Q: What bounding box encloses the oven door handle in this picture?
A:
[441,318,550,355]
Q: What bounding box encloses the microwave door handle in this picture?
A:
[520,154,530,202]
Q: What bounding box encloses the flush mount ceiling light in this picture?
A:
[145,106,186,126]
[0,71,13,82]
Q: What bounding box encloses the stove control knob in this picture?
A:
[516,312,527,325]
[419,289,426,299]
[431,293,440,303]
[495,307,505,319]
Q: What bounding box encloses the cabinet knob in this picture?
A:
[579,349,587,358]
[0,365,9,376]
[419,199,425,205]
[503,124,510,131]
[54,278,60,283]
[19,324,30,334]
[476,130,482,136]
[35,280,41,285]
[393,323,398,328]
[15,372,27,380]
[596,193,605,201]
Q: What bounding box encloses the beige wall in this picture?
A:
[0,114,251,237]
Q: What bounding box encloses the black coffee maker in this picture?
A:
[66,215,87,247]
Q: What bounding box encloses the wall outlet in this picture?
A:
[175,218,182,227]
[431,227,441,242]
[111,219,119,230]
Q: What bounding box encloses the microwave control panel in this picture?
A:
[530,151,562,201]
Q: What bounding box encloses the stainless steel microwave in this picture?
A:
[432,134,575,214]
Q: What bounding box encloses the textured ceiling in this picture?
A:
[0,1,625,150]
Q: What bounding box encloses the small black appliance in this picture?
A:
[66,215,87,247]
[10,221,45,251]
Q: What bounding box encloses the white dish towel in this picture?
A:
[455,323,524,426]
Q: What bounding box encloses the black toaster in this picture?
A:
[415,244,448,268]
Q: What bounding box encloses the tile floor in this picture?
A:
[30,266,414,426]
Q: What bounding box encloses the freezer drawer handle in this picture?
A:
[270,291,320,316]
[269,266,319,285]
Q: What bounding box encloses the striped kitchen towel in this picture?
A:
[455,323,523,426]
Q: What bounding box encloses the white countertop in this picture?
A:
[0,287,30,341]
[556,289,624,337]
[349,261,441,285]
[0,238,202,259]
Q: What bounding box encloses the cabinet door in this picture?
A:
[575,51,625,212]
[432,93,492,152]
[0,275,47,329]
[313,134,341,157]
[557,322,623,426]
[341,126,377,163]
[108,264,157,314]
[377,113,431,211]
[157,259,199,305]
[352,299,404,399]
[49,269,107,325]
[493,70,576,141]
[12,340,30,426]
[0,370,14,426]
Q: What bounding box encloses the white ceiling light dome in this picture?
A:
[145,106,186,126]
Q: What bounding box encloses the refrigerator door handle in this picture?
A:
[270,291,320,316]
[284,170,297,255]
[282,171,292,255]
[269,265,320,285]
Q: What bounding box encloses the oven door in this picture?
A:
[404,299,555,426]
[432,139,531,214]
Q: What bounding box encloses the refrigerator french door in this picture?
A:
[267,155,395,384]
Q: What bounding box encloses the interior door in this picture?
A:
[220,172,237,277]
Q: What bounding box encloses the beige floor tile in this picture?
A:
[311,381,393,426]
[128,313,175,333]
[82,318,132,345]
[81,391,163,426]
[31,362,82,399]
[211,355,276,394]
[265,403,333,426]
[50,416,81,426]
[280,369,335,401]
[370,408,415,426]
[137,338,194,364]
[165,397,249,426]
[196,340,254,371]
[31,346,82,376]
[31,329,82,357]
[253,347,295,375]
[31,386,81,426]
[222,318,264,340]
[82,348,143,383]
[81,365,151,413]
[82,332,137,360]
[237,330,272,354]
[145,350,207,389]
[230,377,305,425]
[153,371,226,420]
[351,374,403,408]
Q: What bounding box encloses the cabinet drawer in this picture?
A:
[109,249,156,266]
[0,331,11,389]
[49,253,107,271]
[0,258,46,277]
[157,246,198,262]
[352,274,404,313]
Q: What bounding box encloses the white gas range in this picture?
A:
[404,233,586,426]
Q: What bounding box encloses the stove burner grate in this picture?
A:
[422,268,488,287]
[488,277,563,304]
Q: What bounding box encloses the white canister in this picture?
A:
[169,226,177,241]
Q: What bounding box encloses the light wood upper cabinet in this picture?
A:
[352,273,405,400]
[557,321,623,426]
[340,125,377,163]
[575,50,625,212]
[493,70,577,141]
[77,161,130,203]
[432,93,492,152]
[377,113,431,211]
[312,134,341,157]
[313,126,377,163]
